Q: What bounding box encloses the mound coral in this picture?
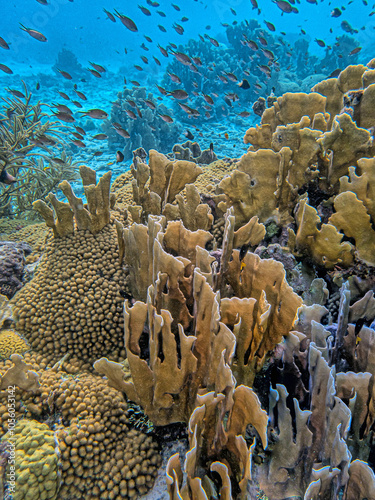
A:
[0,353,161,499]
[11,167,126,372]
[5,419,61,500]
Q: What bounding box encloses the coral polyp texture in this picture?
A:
[11,167,126,372]
[0,353,161,499]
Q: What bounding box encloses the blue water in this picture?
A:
[0,0,374,187]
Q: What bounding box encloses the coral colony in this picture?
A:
[1,0,375,498]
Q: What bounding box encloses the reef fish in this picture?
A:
[19,24,47,42]
[0,36,10,50]
[0,169,16,185]
[103,8,116,22]
[114,11,138,32]
[56,68,72,79]
[89,62,106,73]
[273,0,293,13]
[79,109,108,119]
[167,89,189,100]
[138,5,151,15]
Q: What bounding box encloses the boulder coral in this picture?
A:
[11,167,126,372]
[4,419,61,500]
[0,353,161,499]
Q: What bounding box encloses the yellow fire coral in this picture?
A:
[4,419,61,500]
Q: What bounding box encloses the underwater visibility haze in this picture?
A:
[1,0,375,499]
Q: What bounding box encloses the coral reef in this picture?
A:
[104,86,181,160]
[1,61,375,500]
[0,330,28,360]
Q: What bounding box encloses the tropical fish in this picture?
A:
[331,7,342,17]
[116,151,125,163]
[184,130,194,140]
[0,63,12,74]
[92,134,108,140]
[103,8,116,22]
[72,132,84,140]
[158,25,167,32]
[0,36,10,50]
[114,11,138,32]
[203,94,214,105]
[315,38,326,47]
[56,68,72,79]
[168,72,181,84]
[125,109,137,119]
[53,112,75,123]
[153,56,161,65]
[89,62,106,73]
[79,109,108,119]
[349,47,362,55]
[90,151,104,159]
[6,88,25,99]
[74,89,87,100]
[168,89,189,100]
[273,0,293,13]
[71,140,86,147]
[171,3,181,10]
[238,79,251,90]
[138,5,151,15]
[144,99,156,110]
[57,91,70,100]
[19,24,47,41]
[264,21,276,31]
[0,169,16,185]
[159,113,174,123]
[53,103,72,114]
[74,125,86,135]
[173,23,184,35]
[87,68,102,78]
[158,44,168,57]
[157,10,166,17]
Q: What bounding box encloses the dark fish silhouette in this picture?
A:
[114,11,138,32]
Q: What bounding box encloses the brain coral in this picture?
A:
[11,223,126,372]
[0,353,161,499]
[0,329,28,360]
[5,419,61,500]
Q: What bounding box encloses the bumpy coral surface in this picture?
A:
[5,419,61,500]
[0,329,28,360]
[0,354,161,500]
[11,223,126,372]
